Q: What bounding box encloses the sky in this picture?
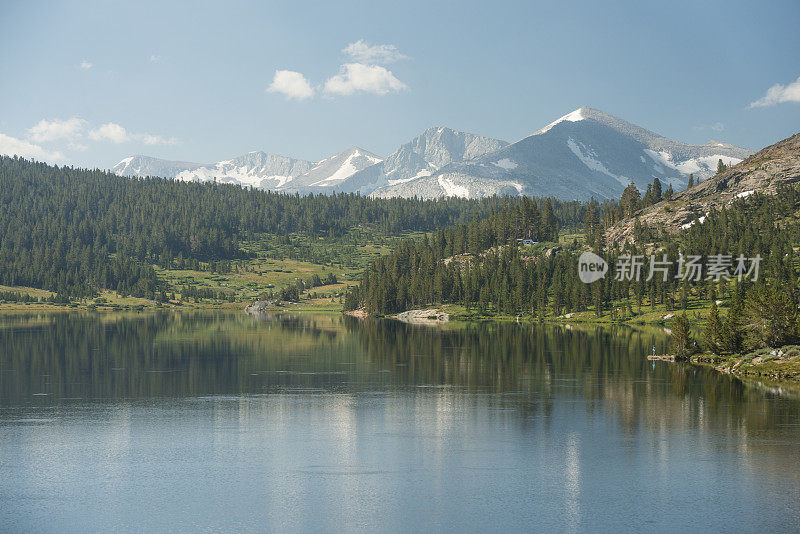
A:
[1,0,799,169]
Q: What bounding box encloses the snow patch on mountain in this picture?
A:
[282,147,383,191]
[567,137,630,186]
[438,176,469,198]
[389,168,432,185]
[492,158,518,170]
[644,150,743,179]
[308,149,382,187]
[675,155,742,176]
[115,156,135,173]
[311,160,357,185]
[680,213,709,230]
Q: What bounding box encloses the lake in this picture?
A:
[0,312,798,533]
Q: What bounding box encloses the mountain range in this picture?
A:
[113,107,752,201]
[322,127,509,195]
[114,152,316,190]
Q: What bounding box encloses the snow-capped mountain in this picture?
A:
[113,152,315,189]
[176,152,314,189]
[326,127,508,194]
[113,108,751,200]
[113,155,207,179]
[370,107,751,200]
[281,147,382,191]
[112,148,382,191]
[111,152,314,189]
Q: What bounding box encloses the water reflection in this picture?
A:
[1,312,794,435]
[0,311,798,532]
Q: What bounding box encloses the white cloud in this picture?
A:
[266,40,409,101]
[80,60,92,70]
[149,55,161,63]
[267,70,315,100]
[88,122,177,145]
[323,63,408,96]
[0,133,64,162]
[749,76,800,108]
[141,134,177,146]
[28,117,86,143]
[88,122,131,143]
[342,40,409,65]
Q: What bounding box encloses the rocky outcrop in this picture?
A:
[691,346,800,383]
[394,308,450,324]
[245,300,275,314]
[605,132,800,246]
[344,308,368,319]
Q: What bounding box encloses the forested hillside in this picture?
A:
[348,183,800,353]
[0,156,590,299]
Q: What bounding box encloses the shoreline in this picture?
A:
[689,348,800,384]
[7,299,798,387]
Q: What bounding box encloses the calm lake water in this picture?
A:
[0,312,798,533]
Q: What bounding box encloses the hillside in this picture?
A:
[605,132,800,245]
[0,156,591,304]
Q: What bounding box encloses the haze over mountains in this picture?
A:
[113,107,752,200]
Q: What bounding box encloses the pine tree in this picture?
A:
[742,283,798,349]
[670,314,695,357]
[652,177,662,203]
[721,287,744,353]
[542,199,558,240]
[620,182,640,218]
[643,184,654,206]
[687,174,695,188]
[703,301,723,353]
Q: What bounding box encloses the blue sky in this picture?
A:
[1,0,798,168]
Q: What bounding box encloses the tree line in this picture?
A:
[0,156,597,299]
[347,183,800,342]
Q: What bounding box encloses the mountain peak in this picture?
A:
[347,146,377,156]
[370,107,752,201]
[423,125,453,133]
[535,107,591,135]
[280,146,383,191]
[322,126,508,194]
[534,107,641,136]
